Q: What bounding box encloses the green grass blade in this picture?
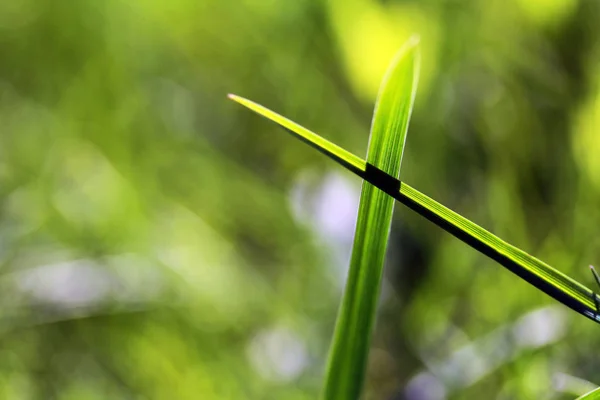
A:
[577,387,600,399]
[322,37,420,399]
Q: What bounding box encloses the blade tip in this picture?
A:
[228,93,246,104]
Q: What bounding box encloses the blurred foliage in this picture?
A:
[1,0,600,399]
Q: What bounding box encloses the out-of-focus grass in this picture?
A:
[1,0,600,399]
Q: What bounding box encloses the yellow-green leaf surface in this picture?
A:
[578,387,600,400]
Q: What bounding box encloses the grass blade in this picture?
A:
[321,37,420,399]
[228,58,600,326]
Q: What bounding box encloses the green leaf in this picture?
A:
[321,37,420,399]
[230,37,419,398]
[577,387,600,400]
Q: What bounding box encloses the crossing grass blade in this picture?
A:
[228,90,600,326]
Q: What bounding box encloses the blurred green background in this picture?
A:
[1,0,600,398]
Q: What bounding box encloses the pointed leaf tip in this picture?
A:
[367,36,420,177]
[228,93,241,102]
[227,93,257,111]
